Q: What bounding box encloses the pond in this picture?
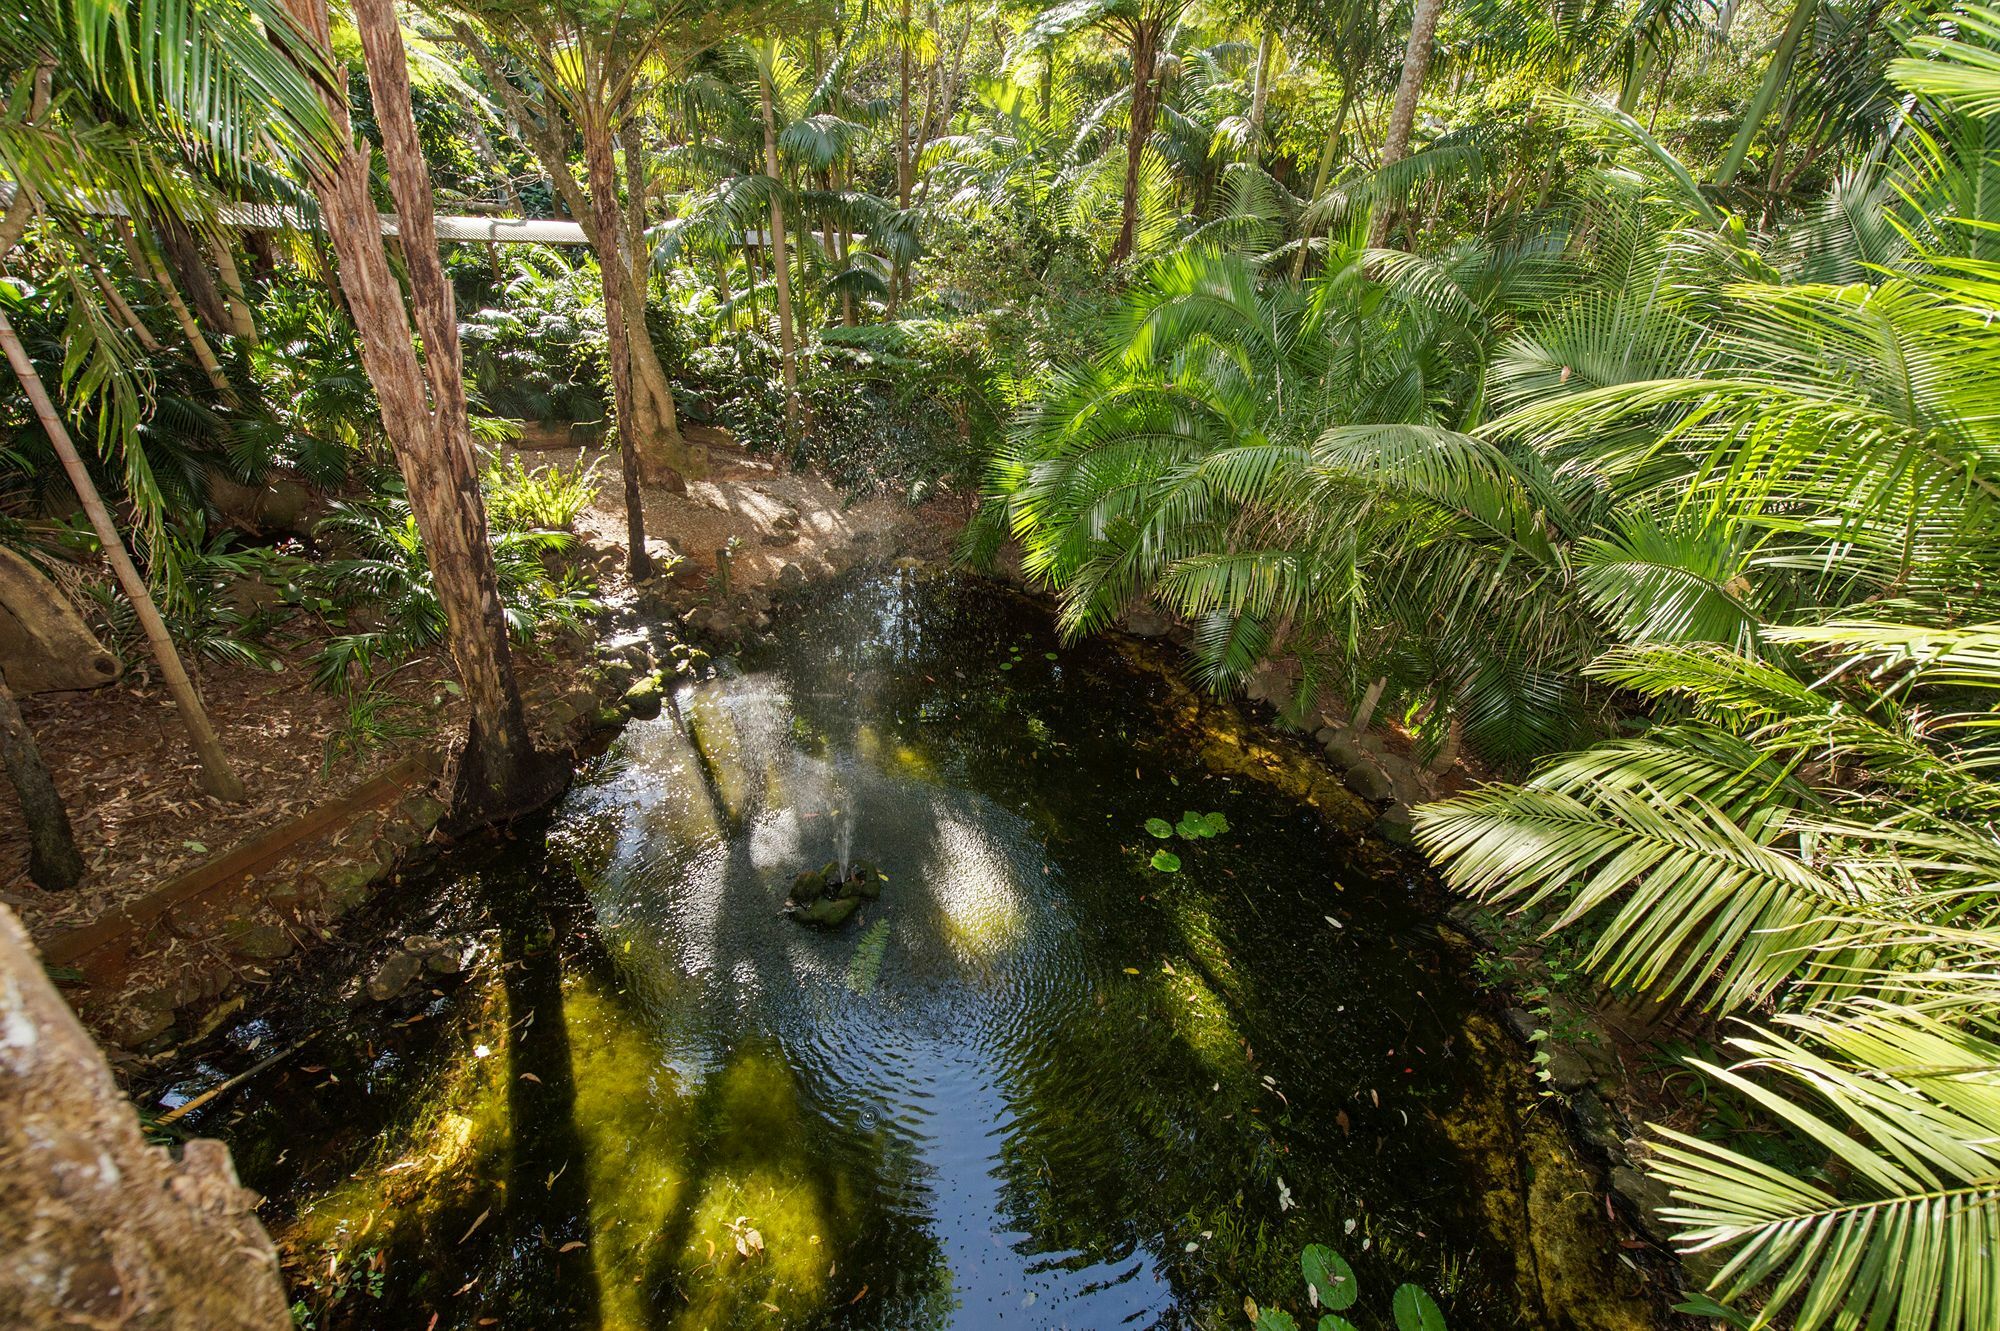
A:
[183,571,1660,1331]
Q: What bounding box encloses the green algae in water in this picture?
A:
[199,574,1661,1331]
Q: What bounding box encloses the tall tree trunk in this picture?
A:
[136,228,239,406]
[1113,18,1163,264]
[759,53,801,436]
[210,233,258,343]
[0,905,290,1326]
[0,309,246,802]
[0,666,82,889]
[615,132,699,485]
[289,0,552,818]
[154,214,230,333]
[1714,0,1815,187]
[1247,28,1273,160]
[88,259,164,352]
[579,108,657,581]
[897,0,914,211]
[1291,79,1358,282]
[453,26,700,484]
[1371,0,1445,247]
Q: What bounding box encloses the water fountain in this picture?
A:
[784,857,883,928]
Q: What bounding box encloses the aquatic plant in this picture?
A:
[847,920,890,994]
[1251,1243,1447,1330]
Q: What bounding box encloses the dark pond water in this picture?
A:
[178,571,1656,1331]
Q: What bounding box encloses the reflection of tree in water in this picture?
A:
[453,573,1582,1328]
[760,577,1539,1324]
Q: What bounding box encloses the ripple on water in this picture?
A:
[216,574,1659,1331]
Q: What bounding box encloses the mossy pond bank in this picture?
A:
[168,571,1664,1330]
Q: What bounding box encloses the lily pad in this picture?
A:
[1302,1244,1358,1312]
[1391,1285,1445,1331]
[1176,809,1230,839]
[1145,817,1175,839]
[1149,849,1182,872]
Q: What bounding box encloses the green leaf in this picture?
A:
[1255,1311,1299,1331]
[1301,1245,1357,1312]
[1150,849,1181,872]
[1145,817,1175,838]
[1176,813,1204,839]
[1317,1319,1360,1331]
[1391,1284,1446,1331]
[1203,810,1230,835]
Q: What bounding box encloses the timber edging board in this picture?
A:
[42,751,441,967]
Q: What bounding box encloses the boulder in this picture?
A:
[775,562,808,594]
[1608,1165,1678,1245]
[1340,761,1394,803]
[207,474,314,535]
[225,918,294,962]
[620,671,667,721]
[0,547,121,693]
[1374,800,1417,845]
[365,950,424,1003]
[1543,1042,1598,1093]
[784,859,883,929]
[790,893,863,928]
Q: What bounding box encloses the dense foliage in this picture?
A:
[7,0,2000,1323]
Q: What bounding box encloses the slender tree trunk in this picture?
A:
[0,905,290,1326]
[291,0,552,818]
[1247,28,1273,160]
[1113,18,1163,264]
[1372,0,1445,246]
[1292,80,1357,282]
[155,215,230,333]
[577,109,656,580]
[897,0,914,211]
[615,134,699,484]
[1714,0,1815,187]
[0,666,82,889]
[759,53,801,436]
[89,260,163,352]
[455,26,699,483]
[210,233,258,342]
[137,231,239,406]
[1617,35,1656,115]
[0,308,246,802]
[1352,675,1387,732]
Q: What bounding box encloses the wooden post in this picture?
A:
[0,308,247,802]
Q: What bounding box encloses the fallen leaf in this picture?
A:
[519,1073,542,1084]
[457,1209,490,1244]
[559,1241,585,1253]
[848,1285,869,1305]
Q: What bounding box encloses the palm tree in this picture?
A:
[0,0,337,799]
[1019,0,1189,263]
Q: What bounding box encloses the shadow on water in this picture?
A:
[491,858,599,1327]
[191,570,1665,1331]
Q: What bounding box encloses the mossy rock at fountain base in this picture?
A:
[785,859,884,929]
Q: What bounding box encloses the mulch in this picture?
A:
[0,637,464,943]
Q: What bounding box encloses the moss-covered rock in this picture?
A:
[620,670,668,721]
